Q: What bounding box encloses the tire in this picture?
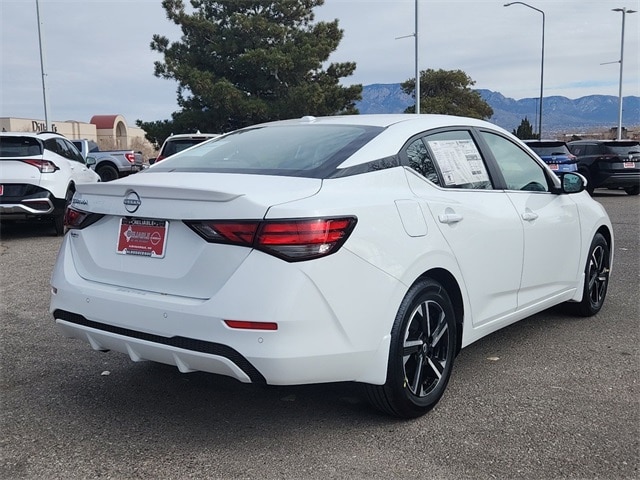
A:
[53,188,74,236]
[566,233,610,317]
[579,169,595,195]
[365,278,457,418]
[624,185,639,196]
[96,164,119,182]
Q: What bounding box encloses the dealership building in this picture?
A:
[0,114,151,150]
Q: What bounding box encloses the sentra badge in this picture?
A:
[123,191,141,213]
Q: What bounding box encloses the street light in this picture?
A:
[612,7,637,140]
[396,0,420,114]
[35,0,50,131]
[504,2,545,139]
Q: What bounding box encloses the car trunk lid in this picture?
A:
[67,172,322,298]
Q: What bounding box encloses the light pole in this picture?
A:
[396,0,420,114]
[35,0,50,130]
[612,7,637,140]
[504,2,545,139]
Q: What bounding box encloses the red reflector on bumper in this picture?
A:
[224,320,278,331]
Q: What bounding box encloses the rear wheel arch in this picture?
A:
[416,268,464,355]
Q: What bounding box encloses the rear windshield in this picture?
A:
[162,139,211,157]
[528,143,571,155]
[603,142,640,155]
[150,124,383,178]
[0,137,42,157]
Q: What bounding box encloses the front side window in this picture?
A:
[63,139,85,163]
[481,131,549,192]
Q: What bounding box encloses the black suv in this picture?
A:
[567,140,640,195]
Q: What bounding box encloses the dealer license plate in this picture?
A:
[117,218,168,258]
[623,162,635,168]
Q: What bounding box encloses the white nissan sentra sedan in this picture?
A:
[50,114,612,418]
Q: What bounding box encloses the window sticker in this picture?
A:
[427,139,489,186]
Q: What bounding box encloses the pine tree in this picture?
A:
[512,117,538,139]
[401,69,493,119]
[137,0,361,143]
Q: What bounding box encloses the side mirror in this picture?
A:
[85,155,97,167]
[560,172,586,194]
[148,158,156,165]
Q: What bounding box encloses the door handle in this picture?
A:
[521,210,538,221]
[438,213,463,224]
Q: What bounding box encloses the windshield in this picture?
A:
[149,124,383,178]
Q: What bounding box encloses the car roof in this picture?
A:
[164,133,219,141]
[568,139,639,144]
[259,114,498,130]
[0,131,65,140]
[524,139,566,144]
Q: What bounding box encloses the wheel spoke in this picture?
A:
[426,357,444,380]
[410,355,425,395]
[430,313,448,348]
[403,339,423,357]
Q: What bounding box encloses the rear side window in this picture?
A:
[151,125,383,178]
[405,130,493,189]
[0,137,42,157]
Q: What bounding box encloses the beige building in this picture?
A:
[0,114,152,151]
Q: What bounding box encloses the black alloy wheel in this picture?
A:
[566,233,610,317]
[365,278,457,418]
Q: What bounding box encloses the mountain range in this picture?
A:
[355,83,640,135]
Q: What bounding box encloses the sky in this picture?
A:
[1,0,639,126]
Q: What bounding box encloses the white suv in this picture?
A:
[151,132,219,164]
[0,132,100,235]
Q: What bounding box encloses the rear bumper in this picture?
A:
[593,172,640,189]
[54,311,265,383]
[0,188,56,217]
[49,234,399,386]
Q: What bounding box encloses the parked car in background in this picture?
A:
[523,140,578,175]
[150,132,220,164]
[72,139,144,182]
[51,114,612,418]
[567,140,640,195]
[0,132,100,235]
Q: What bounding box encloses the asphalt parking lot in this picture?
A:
[1,190,638,480]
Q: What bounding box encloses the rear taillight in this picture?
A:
[22,159,58,173]
[124,153,136,164]
[64,206,103,229]
[185,217,357,261]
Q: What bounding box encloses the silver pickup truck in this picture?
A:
[72,139,143,182]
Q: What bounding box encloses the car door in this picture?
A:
[402,129,524,328]
[58,138,99,183]
[479,130,582,309]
